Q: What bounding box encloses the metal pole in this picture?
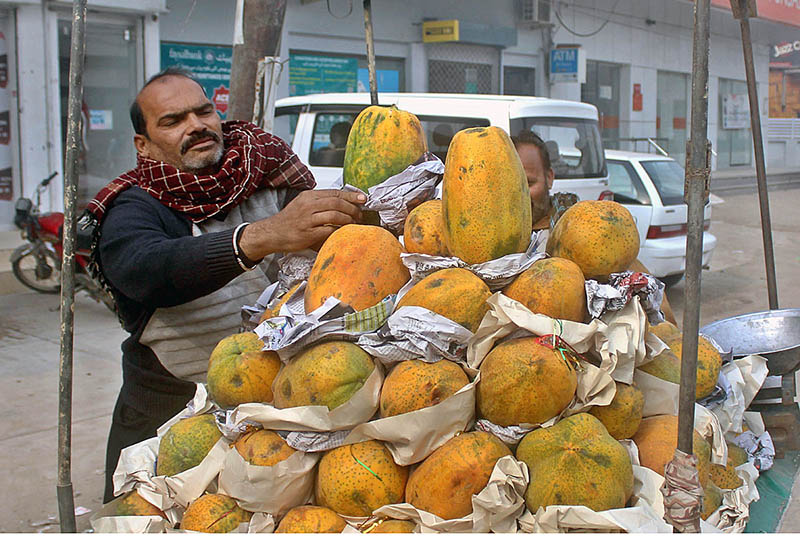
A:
[363,0,379,105]
[736,1,779,309]
[676,2,711,528]
[58,0,87,531]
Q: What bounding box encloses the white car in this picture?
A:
[274,92,612,202]
[603,150,717,286]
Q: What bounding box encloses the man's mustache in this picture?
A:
[181,131,221,154]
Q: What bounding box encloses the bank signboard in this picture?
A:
[161,42,232,119]
[289,54,358,96]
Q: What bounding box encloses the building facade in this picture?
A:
[0,0,797,230]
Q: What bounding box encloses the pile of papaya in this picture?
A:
[109,105,739,533]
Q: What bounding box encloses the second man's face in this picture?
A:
[517,143,555,224]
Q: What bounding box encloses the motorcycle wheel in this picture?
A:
[12,245,62,293]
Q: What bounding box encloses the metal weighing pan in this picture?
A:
[699,309,800,377]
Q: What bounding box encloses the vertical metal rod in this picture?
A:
[58,0,87,531]
[363,0,378,105]
[738,4,779,309]
[679,0,711,489]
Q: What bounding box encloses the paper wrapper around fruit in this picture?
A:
[254,283,394,362]
[217,447,319,516]
[518,451,672,533]
[112,385,224,518]
[360,152,445,234]
[585,271,666,325]
[703,355,769,438]
[705,462,761,533]
[340,376,476,465]
[634,369,680,418]
[345,455,529,533]
[226,363,383,433]
[163,513,273,534]
[90,493,171,533]
[357,305,475,369]
[469,292,649,383]
[400,231,548,291]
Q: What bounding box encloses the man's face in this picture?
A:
[517,143,555,224]
[133,75,224,174]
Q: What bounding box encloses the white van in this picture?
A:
[274,93,610,201]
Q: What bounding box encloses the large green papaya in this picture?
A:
[442,126,532,264]
[343,105,427,191]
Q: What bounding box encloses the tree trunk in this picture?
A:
[229,0,287,122]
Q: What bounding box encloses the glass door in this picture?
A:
[657,71,689,164]
[582,61,621,149]
[57,16,140,207]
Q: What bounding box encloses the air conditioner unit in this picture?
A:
[518,0,552,27]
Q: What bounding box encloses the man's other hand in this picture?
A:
[239,189,366,260]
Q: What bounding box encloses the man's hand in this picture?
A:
[239,189,366,260]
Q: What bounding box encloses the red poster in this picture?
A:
[213,86,229,115]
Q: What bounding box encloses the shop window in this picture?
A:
[503,66,536,96]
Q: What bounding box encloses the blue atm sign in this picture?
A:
[550,47,579,83]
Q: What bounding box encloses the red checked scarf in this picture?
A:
[86,120,315,224]
[81,121,315,312]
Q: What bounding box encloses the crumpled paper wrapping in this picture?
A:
[401,232,547,291]
[362,455,529,533]
[633,369,680,417]
[469,293,650,385]
[343,377,476,465]
[585,270,666,325]
[90,493,171,533]
[358,152,445,233]
[217,447,318,515]
[111,385,224,522]
[112,437,228,516]
[254,283,393,361]
[704,355,769,436]
[705,462,761,533]
[165,513,275,533]
[358,306,474,367]
[227,364,384,433]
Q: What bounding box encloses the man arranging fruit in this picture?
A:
[83,67,365,502]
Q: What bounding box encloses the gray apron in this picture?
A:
[139,188,286,382]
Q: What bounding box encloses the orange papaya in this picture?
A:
[305,224,410,313]
[442,126,532,264]
[343,105,427,192]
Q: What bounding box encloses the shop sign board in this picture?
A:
[710,0,800,28]
[161,42,232,119]
[289,53,358,96]
[422,20,459,43]
[550,47,585,84]
[722,93,750,129]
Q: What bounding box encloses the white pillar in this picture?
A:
[15,4,55,209]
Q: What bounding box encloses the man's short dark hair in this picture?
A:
[512,130,551,172]
[130,67,204,136]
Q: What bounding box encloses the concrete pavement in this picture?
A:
[1,185,800,531]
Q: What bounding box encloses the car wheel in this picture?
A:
[660,273,684,288]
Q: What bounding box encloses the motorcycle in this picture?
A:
[11,172,115,311]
